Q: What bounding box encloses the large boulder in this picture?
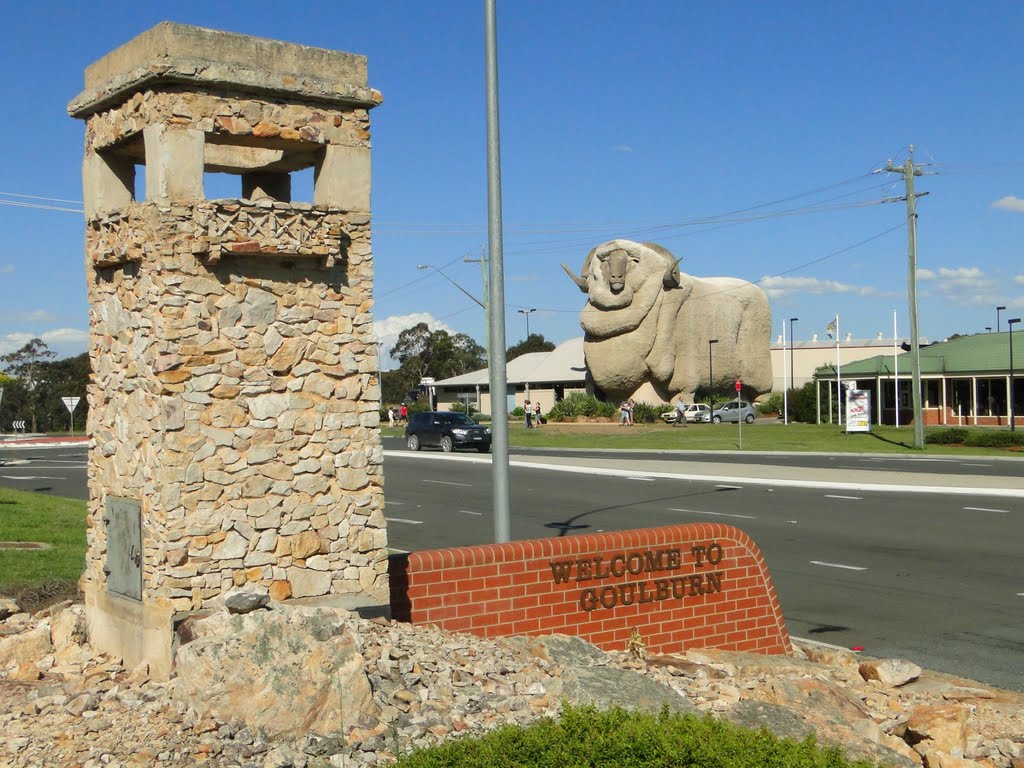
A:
[172,606,377,737]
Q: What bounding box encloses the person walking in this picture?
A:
[400,403,408,422]
[387,407,395,427]
[619,400,629,426]
[673,398,688,427]
[524,399,533,429]
[533,400,543,427]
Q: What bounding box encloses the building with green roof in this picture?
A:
[813,331,1023,427]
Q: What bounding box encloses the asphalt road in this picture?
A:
[2,442,1021,691]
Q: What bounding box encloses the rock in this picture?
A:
[0,622,52,667]
[50,604,86,652]
[0,597,19,621]
[561,666,696,714]
[223,585,270,614]
[860,658,922,687]
[906,703,969,754]
[173,607,377,738]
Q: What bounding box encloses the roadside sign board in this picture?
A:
[845,389,871,433]
[735,379,741,392]
[62,397,81,414]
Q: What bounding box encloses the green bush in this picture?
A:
[394,704,881,767]
[758,393,783,416]
[788,383,820,424]
[630,401,663,424]
[925,428,969,445]
[964,430,1024,448]
[510,406,526,419]
[547,393,617,421]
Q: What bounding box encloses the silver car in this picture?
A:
[707,400,756,424]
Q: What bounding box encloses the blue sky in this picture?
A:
[2,2,1024,366]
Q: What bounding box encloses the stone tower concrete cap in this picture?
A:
[68,22,381,118]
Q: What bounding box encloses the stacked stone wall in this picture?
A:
[84,87,370,155]
[84,198,386,616]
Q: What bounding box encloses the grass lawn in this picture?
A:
[385,420,1024,456]
[0,486,87,597]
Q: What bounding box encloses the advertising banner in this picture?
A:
[845,389,871,433]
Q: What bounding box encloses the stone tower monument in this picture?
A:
[68,23,388,676]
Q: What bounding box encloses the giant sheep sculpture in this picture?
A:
[562,239,773,405]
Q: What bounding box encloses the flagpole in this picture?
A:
[835,314,842,425]
[782,320,788,425]
[893,309,900,429]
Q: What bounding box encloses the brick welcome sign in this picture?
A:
[389,523,791,656]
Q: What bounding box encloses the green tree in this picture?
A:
[387,323,485,405]
[1,338,57,432]
[506,333,555,361]
[39,352,90,432]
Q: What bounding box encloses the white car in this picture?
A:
[661,403,711,424]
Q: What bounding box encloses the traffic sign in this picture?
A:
[62,397,81,413]
[734,379,742,392]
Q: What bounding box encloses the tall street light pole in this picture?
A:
[788,317,798,422]
[997,306,1006,333]
[484,0,511,543]
[708,339,718,412]
[517,308,536,339]
[416,264,484,308]
[1010,317,1021,432]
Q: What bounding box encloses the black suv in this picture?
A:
[405,411,492,453]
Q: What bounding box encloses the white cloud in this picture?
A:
[0,265,13,274]
[0,309,56,324]
[915,265,1001,307]
[0,328,89,359]
[373,313,454,370]
[1014,275,1024,285]
[758,276,880,299]
[609,144,633,153]
[992,195,1024,212]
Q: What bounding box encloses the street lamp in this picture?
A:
[708,339,718,411]
[1010,317,1021,432]
[517,308,536,339]
[416,264,484,308]
[788,317,798,421]
[997,306,1006,333]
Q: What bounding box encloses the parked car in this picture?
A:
[405,411,492,453]
[702,400,756,424]
[661,403,712,424]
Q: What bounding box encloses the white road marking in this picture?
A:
[458,510,482,516]
[667,507,756,520]
[811,560,867,571]
[715,484,742,490]
[1,475,64,480]
[627,477,655,482]
[385,500,406,505]
[963,506,1008,514]
[787,520,799,524]
[423,480,472,487]
[385,517,424,525]
[825,494,862,500]
[962,463,991,468]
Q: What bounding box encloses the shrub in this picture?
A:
[964,430,1024,448]
[925,428,969,445]
[546,393,617,422]
[509,406,525,419]
[630,401,663,424]
[394,704,881,767]
[758,392,783,416]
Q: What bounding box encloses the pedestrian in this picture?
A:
[524,399,533,429]
[387,407,395,427]
[673,398,688,427]
[400,403,408,422]
[627,399,635,426]
[619,400,629,426]
[533,400,543,427]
